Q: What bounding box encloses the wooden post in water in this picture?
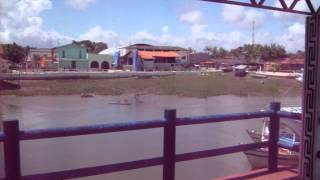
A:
[268,102,280,172]
[3,120,21,179]
[163,109,176,180]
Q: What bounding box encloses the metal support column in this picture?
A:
[302,14,320,180]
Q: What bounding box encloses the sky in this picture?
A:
[0,0,309,53]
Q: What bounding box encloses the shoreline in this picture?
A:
[0,70,215,80]
[0,73,302,98]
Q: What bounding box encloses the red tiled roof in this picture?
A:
[138,51,180,60]
[280,58,304,65]
[200,61,215,64]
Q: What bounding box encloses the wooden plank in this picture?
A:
[20,120,165,140]
[3,120,21,179]
[163,109,176,180]
[268,102,280,172]
[177,111,272,126]
[176,142,269,162]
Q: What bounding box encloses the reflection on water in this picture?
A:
[0,95,301,179]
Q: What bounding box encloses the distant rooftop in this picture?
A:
[30,48,52,53]
[121,43,187,51]
[0,44,3,56]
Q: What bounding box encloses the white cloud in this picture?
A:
[252,22,305,53]
[180,10,203,25]
[222,5,265,29]
[288,23,305,35]
[130,30,156,43]
[76,26,124,54]
[0,0,305,54]
[190,24,207,38]
[179,10,209,39]
[0,0,72,47]
[276,22,305,52]
[79,26,119,45]
[162,25,169,33]
[64,0,96,10]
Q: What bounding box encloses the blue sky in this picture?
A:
[0,0,307,52]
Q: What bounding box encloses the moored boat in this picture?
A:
[296,73,303,82]
[251,73,268,79]
[221,67,233,72]
[244,107,301,169]
[80,93,94,98]
[234,65,247,77]
[244,147,299,169]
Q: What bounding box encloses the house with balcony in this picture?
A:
[54,42,114,70]
[54,42,89,69]
[118,44,190,71]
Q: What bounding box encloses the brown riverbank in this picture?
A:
[0,73,302,97]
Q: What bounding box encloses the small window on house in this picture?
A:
[79,50,82,59]
[62,50,65,58]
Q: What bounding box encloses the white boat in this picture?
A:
[296,73,303,82]
[251,73,268,79]
[234,65,247,77]
[244,107,301,169]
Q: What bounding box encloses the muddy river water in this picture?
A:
[0,94,301,179]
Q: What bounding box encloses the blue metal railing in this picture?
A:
[0,102,301,180]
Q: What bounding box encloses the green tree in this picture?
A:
[2,43,28,64]
[73,40,108,53]
[204,46,228,58]
[230,43,287,62]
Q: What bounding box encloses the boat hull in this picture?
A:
[251,74,268,79]
[244,118,301,169]
[244,149,298,169]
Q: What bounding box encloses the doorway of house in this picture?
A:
[71,61,76,69]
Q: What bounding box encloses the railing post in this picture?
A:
[268,102,280,172]
[163,109,176,180]
[3,120,21,180]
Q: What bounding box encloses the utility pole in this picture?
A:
[252,20,255,46]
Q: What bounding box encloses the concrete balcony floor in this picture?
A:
[215,166,298,180]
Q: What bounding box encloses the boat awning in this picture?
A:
[235,65,247,69]
[138,51,181,60]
